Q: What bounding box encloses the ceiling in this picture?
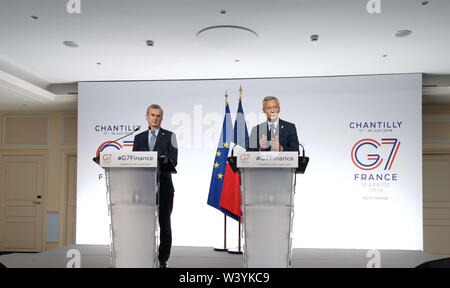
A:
[0,0,450,110]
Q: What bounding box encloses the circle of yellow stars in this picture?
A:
[214,142,229,180]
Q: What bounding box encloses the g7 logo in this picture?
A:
[240,154,250,162]
[351,138,400,171]
[102,154,112,161]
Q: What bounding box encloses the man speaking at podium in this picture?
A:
[133,104,178,268]
[248,96,299,152]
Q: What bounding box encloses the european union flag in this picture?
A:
[220,95,249,218]
[207,100,238,220]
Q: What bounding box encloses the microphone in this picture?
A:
[227,143,240,174]
[92,127,141,164]
[296,143,309,174]
[298,143,306,157]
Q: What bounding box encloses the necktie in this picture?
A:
[270,124,276,140]
[267,123,276,151]
[270,124,277,151]
[149,130,157,151]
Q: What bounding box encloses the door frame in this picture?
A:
[60,150,77,246]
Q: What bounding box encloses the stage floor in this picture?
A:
[0,245,437,268]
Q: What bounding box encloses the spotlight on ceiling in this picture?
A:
[146,40,155,47]
[395,30,412,38]
[31,15,39,20]
[62,41,79,48]
[310,34,319,42]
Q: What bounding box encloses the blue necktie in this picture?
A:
[149,130,157,151]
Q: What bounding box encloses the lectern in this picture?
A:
[100,151,158,268]
[237,151,299,268]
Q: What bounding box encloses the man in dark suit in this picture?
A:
[133,104,178,268]
[248,96,299,152]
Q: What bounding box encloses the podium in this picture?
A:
[100,151,159,268]
[237,151,299,268]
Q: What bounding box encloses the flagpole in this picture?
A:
[214,214,228,252]
[228,86,244,255]
[228,217,243,254]
[213,91,230,252]
[238,216,242,253]
[238,86,243,254]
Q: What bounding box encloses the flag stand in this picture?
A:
[213,215,228,252]
[227,216,243,254]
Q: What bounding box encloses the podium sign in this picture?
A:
[100,151,157,167]
[237,151,298,168]
[100,151,158,268]
[238,152,298,268]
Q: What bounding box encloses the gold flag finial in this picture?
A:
[225,90,229,106]
[239,85,243,101]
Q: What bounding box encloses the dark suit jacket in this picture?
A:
[247,119,299,152]
[133,128,178,192]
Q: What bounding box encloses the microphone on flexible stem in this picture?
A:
[92,127,141,165]
[298,143,306,157]
[227,143,239,174]
[296,143,309,174]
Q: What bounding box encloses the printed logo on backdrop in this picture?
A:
[95,141,134,158]
[94,124,140,181]
[349,121,403,201]
[94,124,140,152]
[94,124,141,136]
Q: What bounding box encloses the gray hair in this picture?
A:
[262,96,280,108]
[146,104,164,116]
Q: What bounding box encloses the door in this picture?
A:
[0,155,45,252]
[65,154,77,245]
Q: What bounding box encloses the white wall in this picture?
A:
[77,73,423,250]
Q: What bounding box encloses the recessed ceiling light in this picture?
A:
[382,54,388,58]
[310,34,319,42]
[146,40,154,47]
[220,9,227,14]
[96,62,102,65]
[395,30,412,38]
[62,41,79,48]
[31,15,39,20]
[235,59,240,62]
[421,1,429,6]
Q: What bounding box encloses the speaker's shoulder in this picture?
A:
[280,119,296,129]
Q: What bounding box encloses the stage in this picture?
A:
[0,245,437,268]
